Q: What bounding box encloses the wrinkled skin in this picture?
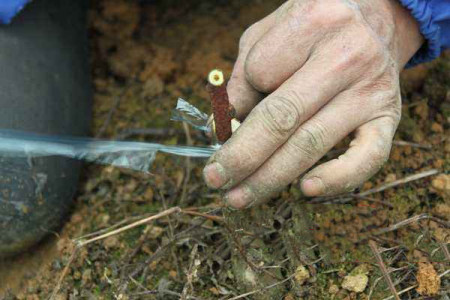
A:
[203,0,424,209]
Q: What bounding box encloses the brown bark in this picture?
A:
[206,69,233,144]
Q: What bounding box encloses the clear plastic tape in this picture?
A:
[0,129,216,173]
[171,98,210,132]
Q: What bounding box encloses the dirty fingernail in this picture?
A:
[224,186,252,209]
[203,162,229,189]
[301,177,325,197]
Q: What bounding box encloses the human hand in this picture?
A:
[203,0,424,209]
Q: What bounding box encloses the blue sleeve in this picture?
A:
[399,0,450,67]
[0,0,31,25]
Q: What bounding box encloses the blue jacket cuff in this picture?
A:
[399,0,450,67]
[0,0,30,25]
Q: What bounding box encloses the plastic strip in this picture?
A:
[0,129,216,173]
[171,98,210,132]
[0,98,216,172]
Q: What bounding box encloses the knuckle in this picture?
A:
[288,123,328,160]
[259,93,303,139]
[363,37,386,64]
[334,30,385,73]
[284,0,305,21]
[244,47,274,93]
[308,1,356,29]
[357,72,397,100]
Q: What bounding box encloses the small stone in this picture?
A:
[416,262,440,296]
[385,173,397,183]
[431,174,450,197]
[141,75,164,98]
[54,293,67,300]
[169,270,177,279]
[390,148,401,161]
[362,181,373,190]
[294,265,310,285]
[82,269,92,284]
[243,266,257,286]
[73,270,81,280]
[329,284,339,294]
[284,294,295,300]
[103,236,119,249]
[342,274,368,293]
[144,187,154,202]
[412,129,425,143]
[433,203,450,219]
[431,122,444,133]
[433,159,444,169]
[149,260,158,271]
[432,174,450,190]
[444,141,450,153]
[414,101,429,120]
[148,226,164,239]
[209,287,220,296]
[433,227,450,243]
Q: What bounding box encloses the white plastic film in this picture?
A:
[171,98,210,132]
[0,129,216,172]
[0,99,216,172]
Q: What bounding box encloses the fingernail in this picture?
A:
[203,162,229,189]
[301,177,325,197]
[224,186,253,209]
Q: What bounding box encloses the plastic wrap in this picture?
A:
[0,129,216,172]
[0,98,216,172]
[171,98,210,132]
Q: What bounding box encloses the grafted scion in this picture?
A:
[207,69,234,144]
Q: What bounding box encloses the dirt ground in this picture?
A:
[0,0,449,299]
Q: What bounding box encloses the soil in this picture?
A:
[0,0,449,299]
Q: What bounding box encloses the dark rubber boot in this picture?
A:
[0,0,91,257]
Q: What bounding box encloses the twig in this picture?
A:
[134,289,203,299]
[368,276,383,300]
[128,217,210,281]
[160,191,182,280]
[441,269,450,278]
[49,247,79,300]
[181,244,199,300]
[180,122,193,205]
[73,215,146,242]
[116,128,181,140]
[96,87,127,138]
[440,242,450,262]
[359,169,440,197]
[227,273,296,300]
[310,169,440,204]
[375,214,431,235]
[76,207,181,247]
[369,240,400,300]
[431,216,450,228]
[393,140,432,150]
[352,195,394,208]
[182,209,223,222]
